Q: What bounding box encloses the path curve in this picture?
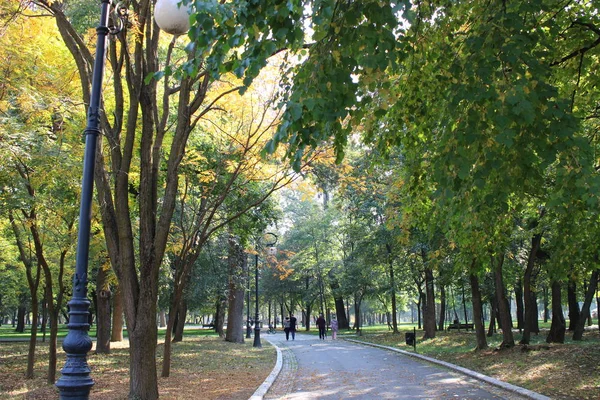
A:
[255,332,547,400]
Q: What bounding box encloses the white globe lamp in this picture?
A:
[154,0,191,35]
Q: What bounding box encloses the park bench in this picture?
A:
[202,321,215,328]
[446,322,474,331]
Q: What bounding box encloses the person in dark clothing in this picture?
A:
[283,317,291,340]
[316,314,327,340]
[289,315,297,340]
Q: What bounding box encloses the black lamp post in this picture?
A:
[55,1,123,398]
[246,258,252,339]
[253,233,277,348]
[56,0,189,397]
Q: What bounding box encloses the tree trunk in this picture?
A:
[529,291,540,334]
[487,296,497,337]
[596,292,600,333]
[110,284,124,342]
[95,267,112,354]
[438,284,446,331]
[334,297,349,330]
[16,305,26,333]
[386,244,399,333]
[461,282,468,324]
[423,266,436,339]
[26,299,39,379]
[546,280,566,343]
[567,276,580,331]
[521,232,541,344]
[493,253,514,348]
[542,285,550,323]
[129,322,159,399]
[161,287,179,377]
[573,270,599,341]
[514,278,524,332]
[225,239,246,343]
[305,304,312,331]
[159,310,166,328]
[470,272,488,350]
[173,298,187,342]
[215,295,227,337]
[353,297,361,335]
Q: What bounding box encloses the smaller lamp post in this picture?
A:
[253,233,277,348]
[246,260,252,339]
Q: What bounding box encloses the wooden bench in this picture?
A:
[202,322,215,328]
[447,323,474,331]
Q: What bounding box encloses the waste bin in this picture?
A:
[405,331,415,346]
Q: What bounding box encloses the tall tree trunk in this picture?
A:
[386,244,398,333]
[493,253,514,348]
[159,310,166,328]
[334,297,349,330]
[110,284,124,342]
[573,270,599,341]
[16,304,26,333]
[567,276,580,331]
[546,280,566,343]
[129,321,159,399]
[305,304,312,331]
[542,285,550,323]
[514,278,524,332]
[596,291,600,333]
[173,298,187,342]
[95,266,112,354]
[487,296,497,337]
[470,272,488,350]
[529,291,540,334]
[438,285,446,331]
[461,282,468,324]
[161,285,180,377]
[225,238,246,343]
[521,232,541,344]
[353,295,362,335]
[215,295,227,337]
[423,264,436,339]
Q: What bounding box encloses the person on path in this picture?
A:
[330,316,338,340]
[283,317,291,340]
[316,314,327,340]
[289,315,297,340]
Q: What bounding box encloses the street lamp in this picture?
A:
[246,259,252,339]
[55,1,126,398]
[253,232,278,348]
[56,1,189,398]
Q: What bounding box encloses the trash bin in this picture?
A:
[405,332,415,346]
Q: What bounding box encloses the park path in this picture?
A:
[263,332,532,400]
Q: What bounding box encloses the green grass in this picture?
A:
[0,325,221,341]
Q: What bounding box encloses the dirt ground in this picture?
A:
[0,336,275,399]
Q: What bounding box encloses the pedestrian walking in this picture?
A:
[284,317,291,340]
[289,315,297,340]
[316,314,326,340]
[331,316,338,340]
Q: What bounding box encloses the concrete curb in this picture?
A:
[345,338,550,400]
[248,338,283,400]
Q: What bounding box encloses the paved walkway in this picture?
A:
[261,333,543,400]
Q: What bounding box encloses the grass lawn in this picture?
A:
[342,323,600,400]
[0,328,275,399]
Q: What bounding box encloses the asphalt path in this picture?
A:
[263,332,531,400]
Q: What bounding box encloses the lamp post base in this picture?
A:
[253,326,261,348]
